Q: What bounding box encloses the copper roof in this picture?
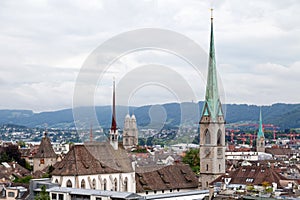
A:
[52,145,119,176]
[34,136,56,158]
[136,164,198,193]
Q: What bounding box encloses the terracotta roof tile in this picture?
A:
[212,165,288,187]
[136,164,198,193]
[84,142,133,173]
[34,136,56,158]
[52,145,119,176]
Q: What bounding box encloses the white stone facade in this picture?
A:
[52,172,136,193]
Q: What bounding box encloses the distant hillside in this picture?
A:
[0,102,299,129]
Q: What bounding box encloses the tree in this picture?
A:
[35,185,50,200]
[13,175,32,183]
[18,140,26,148]
[182,148,200,174]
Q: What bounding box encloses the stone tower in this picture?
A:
[33,131,57,172]
[256,108,265,152]
[123,114,138,149]
[199,10,225,189]
[110,80,119,150]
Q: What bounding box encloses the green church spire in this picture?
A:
[202,9,223,120]
[257,108,264,138]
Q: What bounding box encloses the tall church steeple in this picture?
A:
[202,9,223,121]
[199,9,225,189]
[110,79,119,150]
[256,108,265,152]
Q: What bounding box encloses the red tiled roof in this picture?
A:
[34,136,56,158]
[52,145,119,176]
[265,148,292,156]
[136,164,198,193]
[212,165,288,187]
[84,142,133,173]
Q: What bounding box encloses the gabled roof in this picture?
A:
[84,142,133,173]
[135,164,198,193]
[265,148,292,157]
[212,165,288,187]
[34,136,56,158]
[51,145,119,176]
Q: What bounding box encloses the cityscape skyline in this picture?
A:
[0,0,299,112]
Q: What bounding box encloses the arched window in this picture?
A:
[92,178,96,189]
[206,164,209,171]
[217,130,222,146]
[114,178,118,191]
[66,180,72,188]
[55,179,59,184]
[81,179,85,189]
[103,179,107,190]
[219,164,221,172]
[205,129,210,144]
[124,177,128,192]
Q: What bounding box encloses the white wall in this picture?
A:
[52,172,136,193]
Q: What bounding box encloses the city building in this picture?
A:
[33,132,57,172]
[257,108,266,153]
[51,81,136,193]
[123,114,139,149]
[199,10,226,189]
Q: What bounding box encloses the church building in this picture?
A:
[51,80,136,193]
[123,114,138,149]
[199,10,226,189]
[33,132,57,172]
[256,108,265,152]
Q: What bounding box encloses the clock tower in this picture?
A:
[199,10,225,189]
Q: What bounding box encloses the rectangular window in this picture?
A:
[51,193,57,200]
[8,192,15,197]
[96,198,102,200]
[58,194,64,200]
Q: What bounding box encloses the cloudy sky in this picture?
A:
[0,0,299,112]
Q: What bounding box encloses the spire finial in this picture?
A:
[44,123,48,137]
[210,8,214,20]
[89,123,93,142]
[111,78,117,132]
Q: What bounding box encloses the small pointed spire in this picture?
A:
[110,79,117,132]
[89,123,93,142]
[257,107,264,138]
[44,123,48,137]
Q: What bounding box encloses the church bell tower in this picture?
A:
[199,9,226,189]
[110,79,119,150]
[256,108,265,152]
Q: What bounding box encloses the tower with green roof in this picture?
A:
[199,9,225,189]
[257,108,265,152]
